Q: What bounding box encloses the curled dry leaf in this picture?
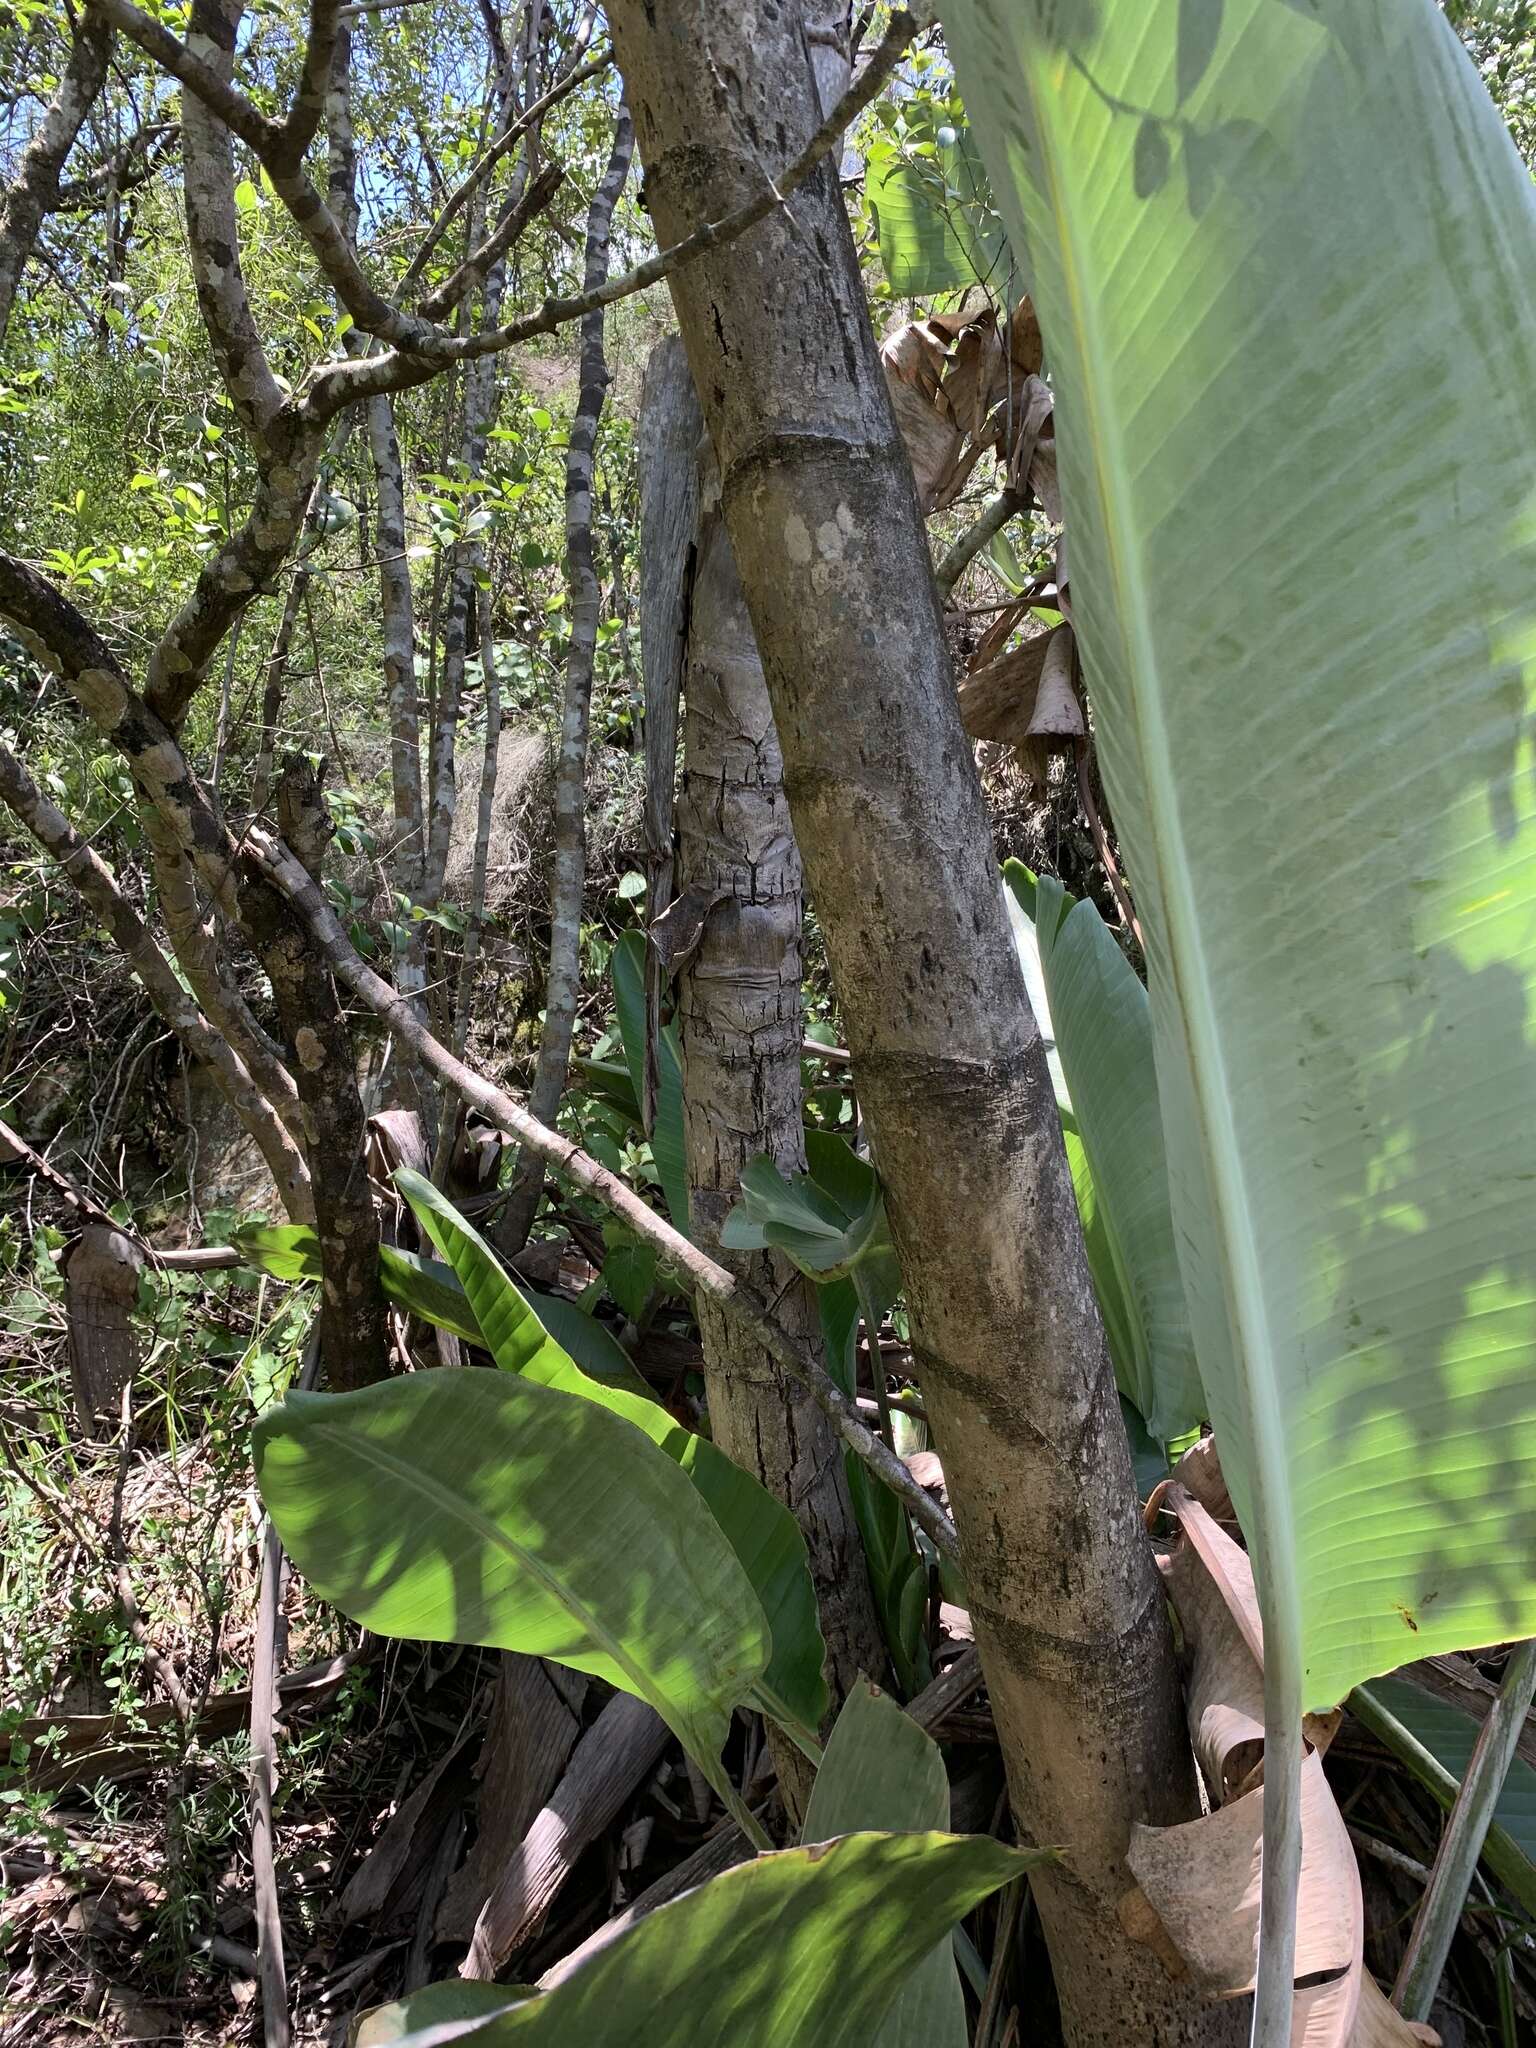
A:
[956,622,1083,786]
[1127,1488,1436,2048]
[880,295,1047,514]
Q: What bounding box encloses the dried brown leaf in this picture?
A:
[1131,1492,1434,2047]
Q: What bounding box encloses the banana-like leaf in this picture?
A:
[253,1368,769,1789]
[946,0,1536,1710]
[232,1219,648,1391]
[610,930,691,1237]
[947,1,1536,2024]
[1003,863,1202,1439]
[351,1983,529,2046]
[801,1683,967,2047]
[526,1286,654,1397]
[1003,875,1159,1421]
[368,1832,1038,2048]
[234,1222,487,1345]
[866,126,1009,300]
[395,1169,828,1749]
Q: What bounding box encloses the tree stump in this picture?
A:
[62,1225,143,1437]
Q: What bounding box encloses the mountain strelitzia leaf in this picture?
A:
[721,1133,901,1318]
[253,1367,770,1804]
[1004,862,1203,1440]
[610,930,691,1236]
[944,0,1536,2034]
[395,1169,829,1751]
[801,1682,968,2047]
[369,1832,1041,2048]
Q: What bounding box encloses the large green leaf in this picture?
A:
[948,3,1536,2024]
[801,1683,967,2048]
[372,1832,1037,2048]
[395,1169,829,1750]
[946,0,1536,1706]
[351,1983,530,2046]
[232,1218,645,1391]
[865,126,1009,300]
[253,1367,769,1790]
[1003,863,1202,1439]
[235,1221,488,1345]
[610,930,691,1237]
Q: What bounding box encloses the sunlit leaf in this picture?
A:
[396,1170,828,1748]
[254,1367,769,1788]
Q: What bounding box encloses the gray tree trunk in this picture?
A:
[641,338,884,1794]
[608,6,1237,2040]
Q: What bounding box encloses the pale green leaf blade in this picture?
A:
[1036,894,1204,1440]
[386,1833,1039,2048]
[945,0,1536,1722]
[610,930,691,1235]
[379,1246,485,1347]
[396,1170,828,1742]
[801,1683,967,2048]
[351,1983,531,2046]
[253,1368,768,1774]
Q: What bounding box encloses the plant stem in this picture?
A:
[1392,1638,1536,2023]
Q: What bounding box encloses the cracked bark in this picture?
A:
[650,340,883,1798]
[607,4,1239,2040]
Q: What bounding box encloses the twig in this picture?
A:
[801,1038,852,1065]
[935,486,1027,604]
[250,1327,321,2048]
[110,1385,194,1724]
[0,1113,253,1267]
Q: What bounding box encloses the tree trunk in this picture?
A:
[607,7,1236,2039]
[244,756,390,1390]
[643,338,884,1789]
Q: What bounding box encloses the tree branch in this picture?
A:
[96,0,918,406]
[0,5,112,343]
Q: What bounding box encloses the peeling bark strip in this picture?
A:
[0,5,111,344]
[0,741,314,1223]
[503,107,634,1250]
[606,6,1233,2042]
[672,389,884,1737]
